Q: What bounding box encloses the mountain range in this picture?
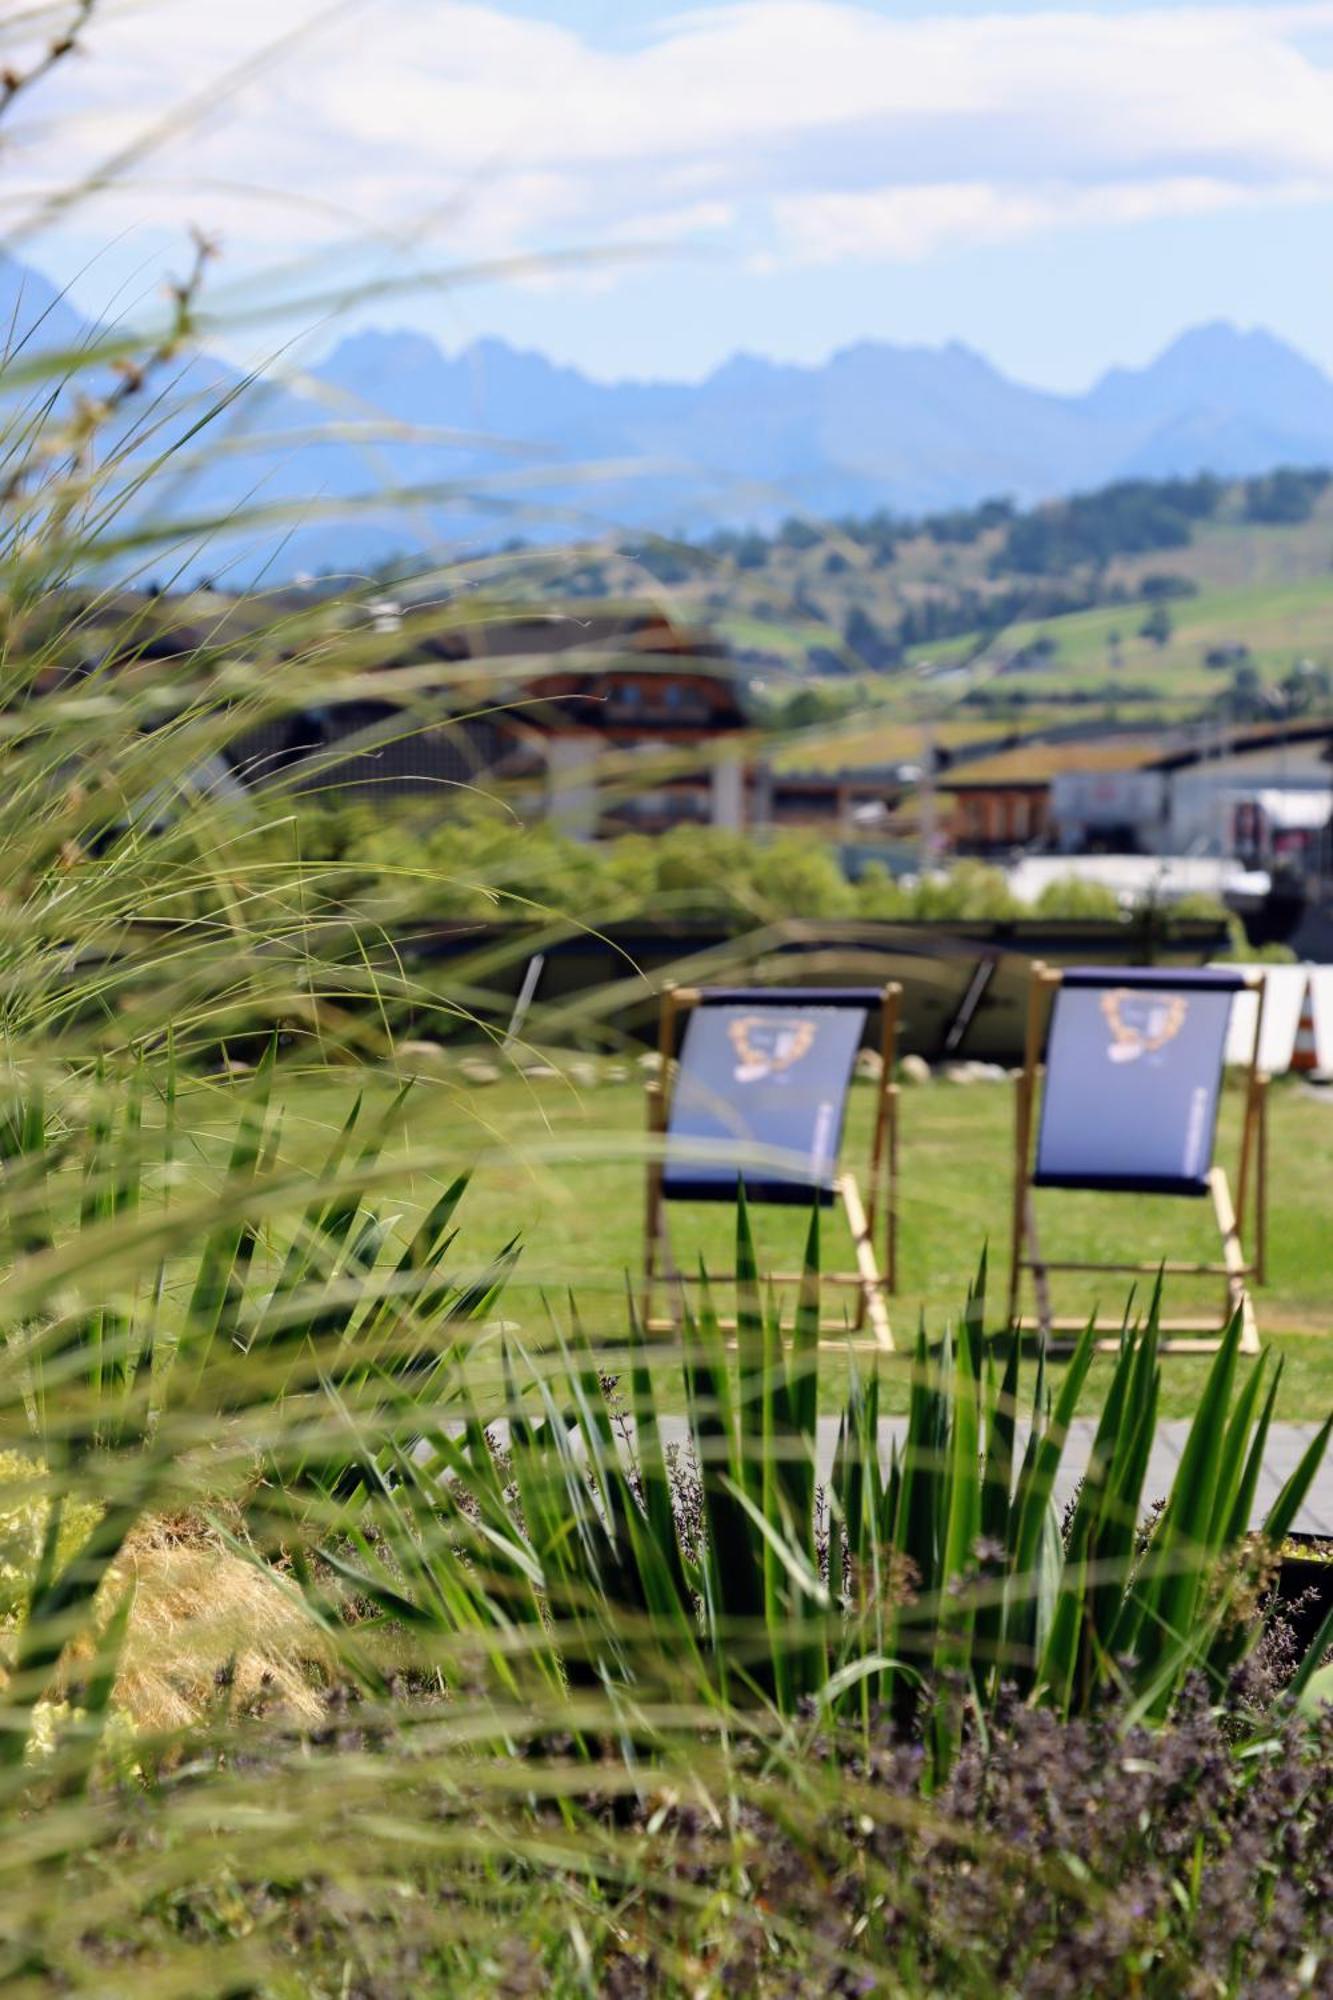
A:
[7,252,1333,579]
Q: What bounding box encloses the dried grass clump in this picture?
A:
[67,1516,332,1731]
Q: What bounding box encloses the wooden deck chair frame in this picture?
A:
[1007,962,1269,1355]
[643,981,901,1350]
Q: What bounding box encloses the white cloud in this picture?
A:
[608,201,736,246]
[10,0,1333,283]
[775,176,1333,263]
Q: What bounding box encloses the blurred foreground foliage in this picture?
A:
[0,21,1318,1993]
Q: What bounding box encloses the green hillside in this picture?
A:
[521,469,1333,737]
[909,575,1333,702]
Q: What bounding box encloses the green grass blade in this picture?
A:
[1259,1415,1333,1548]
[1135,1312,1243,1703]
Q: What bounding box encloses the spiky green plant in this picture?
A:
[290,1194,1329,1784]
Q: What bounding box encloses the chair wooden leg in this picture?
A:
[642,1080,665,1330]
[1209,1166,1259,1356]
[886,1080,900,1294]
[1256,1074,1269,1288]
[1023,1190,1053,1339]
[1008,965,1050,1326]
[840,1172,893,1352]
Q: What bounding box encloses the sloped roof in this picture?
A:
[946,737,1164,790]
[1149,718,1333,774]
[944,716,1333,792]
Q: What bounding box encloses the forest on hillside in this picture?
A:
[434,465,1333,731]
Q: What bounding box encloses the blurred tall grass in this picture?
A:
[0,14,1326,1994]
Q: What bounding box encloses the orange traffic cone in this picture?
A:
[1292,977,1319,1075]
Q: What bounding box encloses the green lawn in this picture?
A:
[908,574,1333,699]
[245,1061,1333,1421]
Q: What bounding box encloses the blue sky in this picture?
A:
[15,0,1333,390]
[490,0,1312,30]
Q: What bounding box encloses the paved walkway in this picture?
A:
[648,1419,1333,1538]
[1062,1420,1331,1537]
[812,1420,1333,1539]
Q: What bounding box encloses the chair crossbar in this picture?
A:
[1019,1257,1254,1279]
[1016,1315,1254,1335]
[646,1318,893,1350]
[653,1268,871,1288]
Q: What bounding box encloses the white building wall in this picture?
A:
[1167,748,1333,853]
[546,734,598,839]
[711,754,745,831]
[1053,742,1333,856]
[1049,770,1167,851]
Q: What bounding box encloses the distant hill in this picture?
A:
[0,254,89,358]
[10,249,1333,576]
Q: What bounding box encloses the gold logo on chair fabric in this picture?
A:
[727,1013,817,1084]
[1099,988,1189,1065]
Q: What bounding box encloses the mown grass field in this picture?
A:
[909,574,1333,699]
[230,1060,1333,1422]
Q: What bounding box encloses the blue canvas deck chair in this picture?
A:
[643,984,901,1349]
[1007,964,1269,1354]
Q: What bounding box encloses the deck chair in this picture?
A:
[1007,963,1268,1354]
[643,983,901,1349]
